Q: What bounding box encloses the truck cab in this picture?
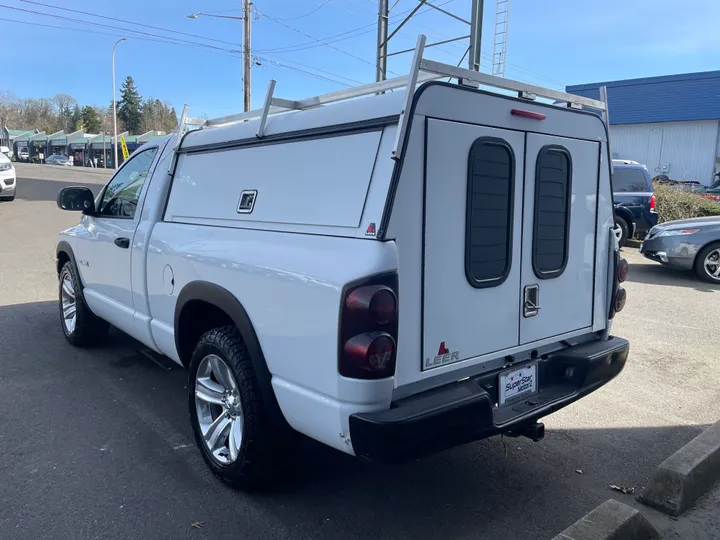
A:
[54,37,630,490]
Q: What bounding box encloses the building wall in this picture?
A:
[609,120,719,185]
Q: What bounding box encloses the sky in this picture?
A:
[2,0,720,121]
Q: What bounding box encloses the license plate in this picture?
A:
[499,363,537,405]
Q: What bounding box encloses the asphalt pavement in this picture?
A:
[1,164,718,540]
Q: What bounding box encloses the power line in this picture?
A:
[0,14,241,55]
[254,0,458,56]
[256,6,398,75]
[260,0,333,21]
[20,0,242,47]
[255,22,378,53]
[261,54,365,86]
[260,59,354,87]
[0,14,362,90]
[0,4,243,53]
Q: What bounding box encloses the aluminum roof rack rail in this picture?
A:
[173,33,607,161]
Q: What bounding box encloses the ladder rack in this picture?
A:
[173,34,607,162]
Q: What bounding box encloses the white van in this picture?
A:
[55,37,630,488]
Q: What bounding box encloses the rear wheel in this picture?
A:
[615,216,629,247]
[59,261,109,346]
[694,243,720,283]
[188,325,284,490]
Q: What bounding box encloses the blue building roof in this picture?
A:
[566,70,720,125]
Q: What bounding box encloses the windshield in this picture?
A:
[612,168,649,192]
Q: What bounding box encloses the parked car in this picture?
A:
[18,148,29,161]
[0,153,16,201]
[702,176,720,201]
[612,159,658,246]
[640,217,720,283]
[46,155,72,166]
[54,67,630,489]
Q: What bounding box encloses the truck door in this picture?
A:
[519,134,600,344]
[77,146,159,337]
[422,119,525,370]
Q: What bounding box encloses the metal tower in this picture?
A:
[376,0,485,83]
[492,0,509,77]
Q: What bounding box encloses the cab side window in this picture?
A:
[99,147,158,218]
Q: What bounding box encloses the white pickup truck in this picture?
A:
[55,43,630,489]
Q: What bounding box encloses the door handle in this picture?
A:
[114,237,130,249]
[524,285,540,318]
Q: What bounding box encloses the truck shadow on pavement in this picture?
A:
[14,177,104,202]
[626,260,718,293]
[0,299,710,540]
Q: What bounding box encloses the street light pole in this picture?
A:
[187,10,250,111]
[112,37,126,170]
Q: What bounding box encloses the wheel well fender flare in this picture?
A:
[174,281,284,426]
[56,241,87,301]
[694,239,720,267]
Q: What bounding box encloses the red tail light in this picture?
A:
[610,253,628,319]
[650,194,656,211]
[614,287,627,313]
[617,257,629,283]
[339,273,399,379]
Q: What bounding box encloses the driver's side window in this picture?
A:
[99,147,158,218]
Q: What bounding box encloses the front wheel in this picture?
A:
[694,243,720,283]
[188,325,285,490]
[59,261,109,346]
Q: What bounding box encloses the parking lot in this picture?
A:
[1,164,719,540]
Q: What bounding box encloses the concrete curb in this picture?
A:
[551,499,658,540]
[638,420,720,516]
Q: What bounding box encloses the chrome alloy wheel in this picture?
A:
[704,248,720,280]
[60,271,77,334]
[195,354,244,464]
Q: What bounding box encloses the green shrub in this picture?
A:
[653,183,720,223]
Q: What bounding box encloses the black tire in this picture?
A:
[58,261,109,346]
[0,195,14,201]
[616,216,629,247]
[188,325,285,490]
[694,242,720,284]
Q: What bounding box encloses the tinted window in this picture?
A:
[99,148,158,218]
[533,146,571,279]
[465,138,515,288]
[613,168,648,192]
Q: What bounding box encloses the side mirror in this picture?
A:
[57,186,95,213]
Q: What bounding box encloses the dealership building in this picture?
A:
[2,127,166,167]
[567,70,720,186]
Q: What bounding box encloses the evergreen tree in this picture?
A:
[81,106,101,133]
[71,105,82,131]
[117,76,142,134]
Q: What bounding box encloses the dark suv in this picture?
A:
[612,160,658,246]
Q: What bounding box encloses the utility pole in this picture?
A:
[376,0,388,83]
[243,0,252,112]
[188,11,249,110]
[112,37,126,170]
